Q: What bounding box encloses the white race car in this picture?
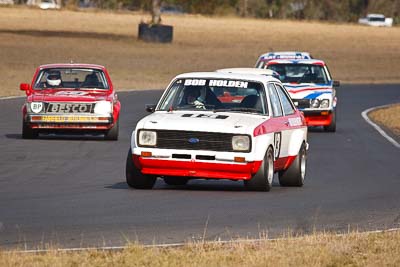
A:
[126,72,308,191]
[216,68,280,79]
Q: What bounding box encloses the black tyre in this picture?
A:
[22,120,38,139]
[104,119,119,140]
[323,109,336,132]
[244,147,274,192]
[126,149,156,189]
[164,176,189,186]
[278,143,307,187]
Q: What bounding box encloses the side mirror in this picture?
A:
[333,80,340,87]
[145,104,156,113]
[20,83,31,91]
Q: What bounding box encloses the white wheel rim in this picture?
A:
[267,153,274,184]
[300,149,306,180]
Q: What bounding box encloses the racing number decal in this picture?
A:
[274,132,282,159]
[54,91,88,96]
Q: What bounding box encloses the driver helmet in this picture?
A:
[46,71,62,87]
[186,86,206,104]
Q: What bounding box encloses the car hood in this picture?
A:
[28,89,110,102]
[283,83,333,99]
[137,111,269,135]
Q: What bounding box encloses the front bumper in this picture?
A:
[132,154,262,180]
[26,114,113,130]
[302,110,333,126]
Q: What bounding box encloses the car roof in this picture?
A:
[266,59,326,66]
[174,71,281,84]
[258,51,312,61]
[367,13,385,18]
[216,68,278,76]
[39,63,106,70]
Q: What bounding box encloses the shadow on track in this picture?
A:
[104,182,130,190]
[106,180,286,192]
[5,133,109,141]
[5,134,21,139]
[308,126,329,133]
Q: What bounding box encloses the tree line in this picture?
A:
[76,0,400,23]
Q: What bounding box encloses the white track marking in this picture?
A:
[9,227,400,254]
[362,104,400,149]
[0,96,24,100]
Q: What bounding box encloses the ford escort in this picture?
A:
[20,63,120,139]
[126,72,308,191]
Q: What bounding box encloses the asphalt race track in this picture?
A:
[0,85,399,250]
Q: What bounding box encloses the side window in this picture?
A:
[275,84,295,116]
[267,83,283,117]
[324,65,332,81]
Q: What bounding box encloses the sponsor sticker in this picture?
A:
[209,80,248,88]
[54,91,88,96]
[184,79,248,88]
[181,114,229,119]
[288,117,302,127]
[41,116,100,122]
[30,102,43,113]
[184,79,206,86]
[47,103,93,113]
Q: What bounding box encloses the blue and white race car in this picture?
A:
[257,52,340,132]
[255,51,313,68]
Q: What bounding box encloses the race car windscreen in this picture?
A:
[267,64,329,84]
[158,78,268,115]
[255,60,266,69]
[33,68,109,89]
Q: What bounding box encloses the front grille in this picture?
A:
[292,99,310,109]
[141,130,250,152]
[44,103,95,114]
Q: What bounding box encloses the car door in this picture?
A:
[273,83,305,164]
[266,82,289,170]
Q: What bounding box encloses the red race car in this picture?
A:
[20,63,121,140]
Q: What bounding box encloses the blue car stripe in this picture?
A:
[303,91,332,99]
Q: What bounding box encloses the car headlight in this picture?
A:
[138,130,157,146]
[232,135,250,151]
[94,101,112,115]
[29,102,44,113]
[310,99,320,108]
[320,99,330,108]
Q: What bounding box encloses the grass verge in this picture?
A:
[368,104,400,137]
[0,7,400,97]
[1,230,400,267]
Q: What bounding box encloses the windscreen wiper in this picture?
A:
[214,107,261,113]
[174,104,215,110]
